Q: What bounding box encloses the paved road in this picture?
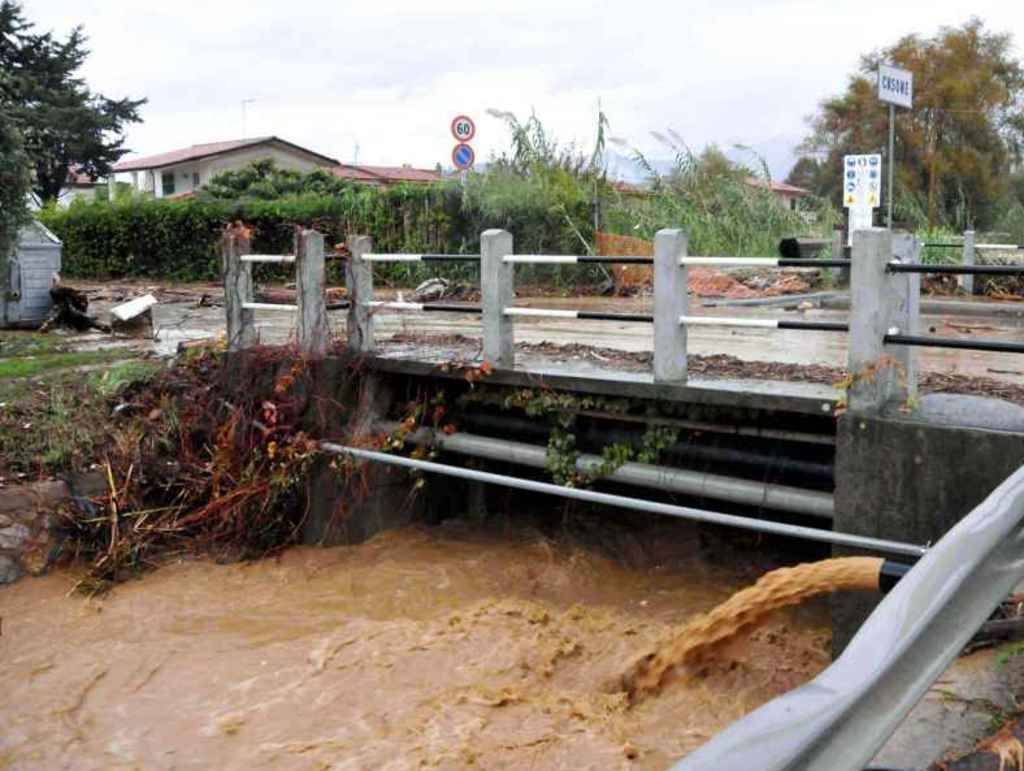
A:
[83,293,1024,385]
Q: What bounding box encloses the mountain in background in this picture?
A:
[604,135,802,186]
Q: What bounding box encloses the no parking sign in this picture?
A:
[452,143,475,170]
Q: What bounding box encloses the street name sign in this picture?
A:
[878,64,913,109]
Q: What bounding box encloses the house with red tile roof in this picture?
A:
[112,136,339,199]
[54,166,107,208]
[329,164,443,187]
[744,177,812,211]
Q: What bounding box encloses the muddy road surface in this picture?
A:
[67,285,1024,385]
[0,520,830,770]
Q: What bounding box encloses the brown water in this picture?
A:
[0,521,831,770]
[619,557,883,704]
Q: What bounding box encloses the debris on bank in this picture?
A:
[40,282,110,333]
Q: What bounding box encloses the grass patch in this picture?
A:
[0,349,133,380]
[0,331,72,358]
[0,356,161,477]
[88,360,162,396]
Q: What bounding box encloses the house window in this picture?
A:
[161,172,175,196]
[192,172,200,187]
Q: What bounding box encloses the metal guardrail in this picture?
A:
[671,464,1024,771]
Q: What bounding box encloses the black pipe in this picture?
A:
[889,263,1024,275]
[421,303,482,314]
[777,259,852,269]
[577,311,654,323]
[579,256,653,265]
[459,411,835,482]
[886,334,1024,355]
[778,320,849,332]
[878,559,913,594]
[420,254,481,262]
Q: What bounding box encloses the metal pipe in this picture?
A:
[383,423,835,519]
[240,254,295,263]
[572,409,836,446]
[680,257,851,268]
[460,411,835,481]
[889,263,1024,275]
[241,302,297,311]
[679,316,848,333]
[367,301,482,314]
[885,333,1024,355]
[364,253,481,262]
[320,443,926,557]
[503,307,653,323]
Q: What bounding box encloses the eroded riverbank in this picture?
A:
[0,519,830,770]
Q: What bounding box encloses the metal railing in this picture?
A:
[921,230,1024,292]
[224,226,1024,404]
[671,463,1024,771]
[222,226,338,356]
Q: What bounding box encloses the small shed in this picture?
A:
[2,220,62,328]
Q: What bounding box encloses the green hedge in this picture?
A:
[39,184,466,283]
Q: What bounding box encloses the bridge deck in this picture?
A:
[370,341,839,416]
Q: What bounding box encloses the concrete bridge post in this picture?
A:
[295,228,328,357]
[346,234,374,353]
[221,225,256,351]
[960,230,976,295]
[481,229,514,369]
[653,228,688,383]
[846,229,918,413]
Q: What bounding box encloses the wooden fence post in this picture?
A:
[346,234,374,353]
[222,224,256,351]
[296,227,328,357]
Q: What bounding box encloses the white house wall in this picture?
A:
[120,144,332,198]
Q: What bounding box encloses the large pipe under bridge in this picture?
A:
[377,421,835,519]
[320,442,926,559]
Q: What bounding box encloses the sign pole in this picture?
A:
[878,63,912,228]
[887,103,895,229]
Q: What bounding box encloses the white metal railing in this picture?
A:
[239,254,295,263]
[221,227,329,356]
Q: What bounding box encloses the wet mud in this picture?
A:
[0,520,830,770]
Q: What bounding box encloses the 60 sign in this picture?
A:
[450,115,475,142]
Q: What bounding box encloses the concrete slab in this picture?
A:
[366,353,839,416]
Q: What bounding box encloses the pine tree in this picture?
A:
[0,1,145,202]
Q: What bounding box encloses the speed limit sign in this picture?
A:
[451,115,475,142]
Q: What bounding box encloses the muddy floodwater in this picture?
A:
[0,521,830,770]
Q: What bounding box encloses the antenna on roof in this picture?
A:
[241,97,262,138]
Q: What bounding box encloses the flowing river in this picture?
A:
[0,519,831,769]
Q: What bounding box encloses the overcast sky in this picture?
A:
[28,0,1024,178]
